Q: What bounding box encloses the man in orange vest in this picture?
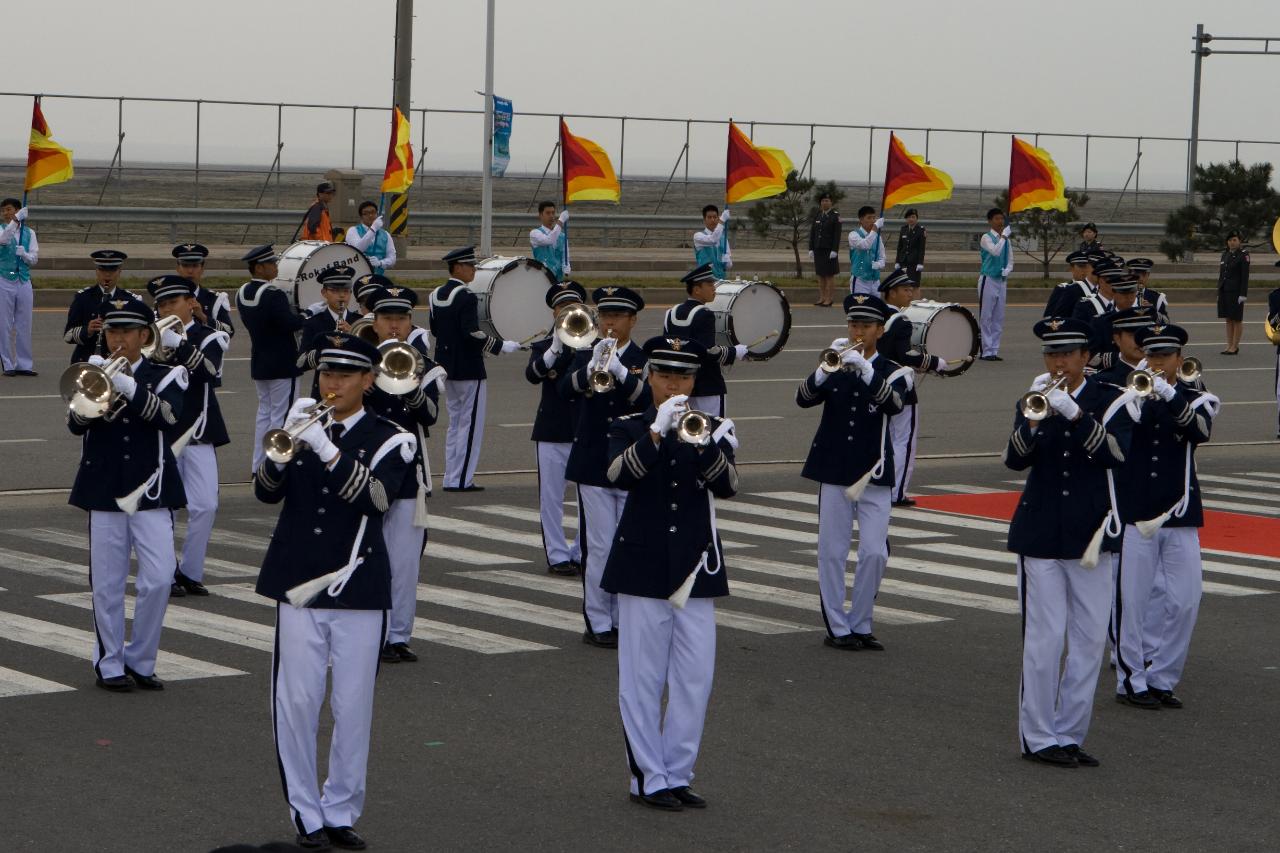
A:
[300,181,336,242]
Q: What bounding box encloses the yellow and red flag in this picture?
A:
[880,132,953,210]
[725,122,793,204]
[560,119,621,203]
[1008,136,1068,213]
[26,98,74,191]
[380,106,414,194]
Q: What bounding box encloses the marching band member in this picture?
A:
[1005,317,1133,768]
[0,199,36,377]
[893,208,927,283]
[977,208,1012,361]
[602,335,737,812]
[1112,323,1215,711]
[530,201,569,282]
[1092,308,1155,387]
[237,244,306,475]
[64,249,132,364]
[797,293,908,650]
[254,331,413,851]
[847,206,886,296]
[808,191,841,307]
[878,270,950,507]
[345,201,396,272]
[559,286,651,647]
[692,205,731,280]
[525,281,587,576]
[1126,257,1169,322]
[146,275,230,599]
[297,267,362,399]
[430,246,522,492]
[362,283,441,664]
[353,275,382,317]
[172,242,235,338]
[69,299,188,691]
[1077,270,1140,371]
[300,180,336,242]
[1217,231,1249,356]
[1042,250,1093,319]
[662,263,749,417]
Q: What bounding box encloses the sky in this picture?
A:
[3,0,1278,191]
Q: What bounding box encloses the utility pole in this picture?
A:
[480,0,496,257]
[1187,24,1206,203]
[390,0,413,255]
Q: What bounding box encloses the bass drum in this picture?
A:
[902,299,980,376]
[470,256,557,343]
[707,278,792,360]
[273,241,373,312]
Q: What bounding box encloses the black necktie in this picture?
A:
[328,423,345,442]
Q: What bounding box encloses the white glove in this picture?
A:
[733,344,749,360]
[873,217,884,230]
[111,371,137,399]
[14,207,28,222]
[558,209,569,225]
[608,355,628,382]
[894,264,901,270]
[369,257,383,270]
[722,256,733,269]
[1238,295,1247,305]
[934,357,949,374]
[590,339,612,367]
[720,208,730,223]
[88,355,107,367]
[812,367,830,386]
[298,419,339,464]
[422,365,448,394]
[15,248,31,262]
[161,327,183,350]
[916,264,924,272]
[1028,372,1052,393]
[1153,375,1177,401]
[1001,267,1012,278]
[651,394,688,436]
[1001,225,1012,238]
[500,339,521,354]
[285,397,317,430]
[547,334,565,356]
[563,262,571,274]
[829,251,838,259]
[851,354,875,384]
[843,346,868,370]
[830,337,850,350]
[370,215,384,232]
[1046,387,1080,420]
[807,250,814,260]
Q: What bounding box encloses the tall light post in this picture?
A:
[480,0,496,256]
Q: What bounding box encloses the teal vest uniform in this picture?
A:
[532,226,567,281]
[0,227,33,281]
[981,230,1010,279]
[694,228,729,279]
[848,228,880,282]
[354,223,390,266]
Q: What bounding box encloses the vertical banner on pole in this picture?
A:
[491,96,513,178]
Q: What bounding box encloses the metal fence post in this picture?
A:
[1083,135,1090,192]
[808,124,815,179]
[978,131,985,200]
[683,120,691,203]
[924,128,930,163]
[1135,137,1142,202]
[619,116,626,181]
[867,127,874,196]
[194,100,202,243]
[351,106,358,169]
[276,104,283,243]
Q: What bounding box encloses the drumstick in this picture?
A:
[745,330,779,349]
[518,329,549,350]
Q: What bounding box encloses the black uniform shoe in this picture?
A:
[891,498,917,508]
[669,786,707,808]
[323,826,367,850]
[823,633,863,650]
[173,570,209,596]
[295,829,331,850]
[1115,690,1162,710]
[582,629,618,648]
[568,559,584,575]
[1,370,15,377]
[1062,744,1100,767]
[1022,745,1078,768]
[851,632,884,651]
[389,642,418,662]
[979,355,1004,362]
[548,561,577,576]
[16,370,37,376]
[95,674,134,692]
[380,642,402,663]
[169,582,187,597]
[124,666,164,690]
[1148,687,1183,708]
[629,790,684,811]
[443,484,486,492]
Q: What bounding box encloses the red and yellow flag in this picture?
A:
[1008,136,1067,214]
[725,122,793,204]
[26,99,74,191]
[560,119,621,203]
[380,106,414,194]
[881,132,953,210]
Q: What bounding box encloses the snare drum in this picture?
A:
[902,299,980,376]
[470,256,557,343]
[707,278,792,360]
[273,241,373,312]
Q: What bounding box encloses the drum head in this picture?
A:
[916,303,979,376]
[712,281,792,359]
[273,241,373,311]
[471,257,555,343]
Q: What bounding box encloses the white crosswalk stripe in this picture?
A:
[920,484,1009,494]
[1198,474,1280,491]
[1202,498,1280,517]
[43,591,276,652]
[5,527,260,578]
[0,546,87,584]
[419,585,584,633]
[717,500,952,540]
[751,491,1012,533]
[0,664,76,698]
[426,542,531,566]
[471,504,579,530]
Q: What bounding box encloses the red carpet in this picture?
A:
[912,491,1280,559]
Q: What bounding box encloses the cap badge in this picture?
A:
[668,338,684,351]
[327,334,346,347]
[853,295,868,304]
[602,287,618,295]
[1152,325,1165,334]
[110,299,128,309]
[387,287,402,296]
[1047,319,1062,331]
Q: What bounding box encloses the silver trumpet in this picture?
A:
[817,340,864,374]
[590,333,619,394]
[59,347,131,419]
[1126,368,1161,397]
[1021,373,1070,418]
[555,304,600,349]
[374,339,425,395]
[675,408,713,445]
[141,314,186,360]
[262,394,337,464]
[1178,357,1202,384]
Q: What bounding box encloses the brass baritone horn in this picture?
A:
[555,304,600,349]
[347,316,381,346]
[141,314,186,360]
[1178,357,1202,384]
[374,340,425,396]
[818,340,864,374]
[1021,373,1070,418]
[59,347,132,419]
[262,394,337,465]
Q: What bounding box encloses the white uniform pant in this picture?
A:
[816,483,891,636]
[578,484,625,634]
[443,379,486,489]
[977,275,1007,357]
[1130,526,1202,692]
[383,499,425,645]
[252,377,298,475]
[889,403,918,503]
[175,443,218,582]
[535,442,580,566]
[1017,554,1112,753]
[272,605,385,836]
[0,276,33,372]
[89,509,175,679]
[850,277,880,296]
[688,395,724,417]
[618,594,716,795]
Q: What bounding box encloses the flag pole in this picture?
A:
[479,0,496,258]
[559,117,570,274]
[879,131,894,214]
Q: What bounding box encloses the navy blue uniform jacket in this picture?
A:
[559,341,651,488]
[525,336,579,443]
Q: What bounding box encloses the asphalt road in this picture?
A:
[2,301,1278,492]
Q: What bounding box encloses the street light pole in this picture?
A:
[480,0,496,257]
[390,0,413,256]
[1187,23,1206,203]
